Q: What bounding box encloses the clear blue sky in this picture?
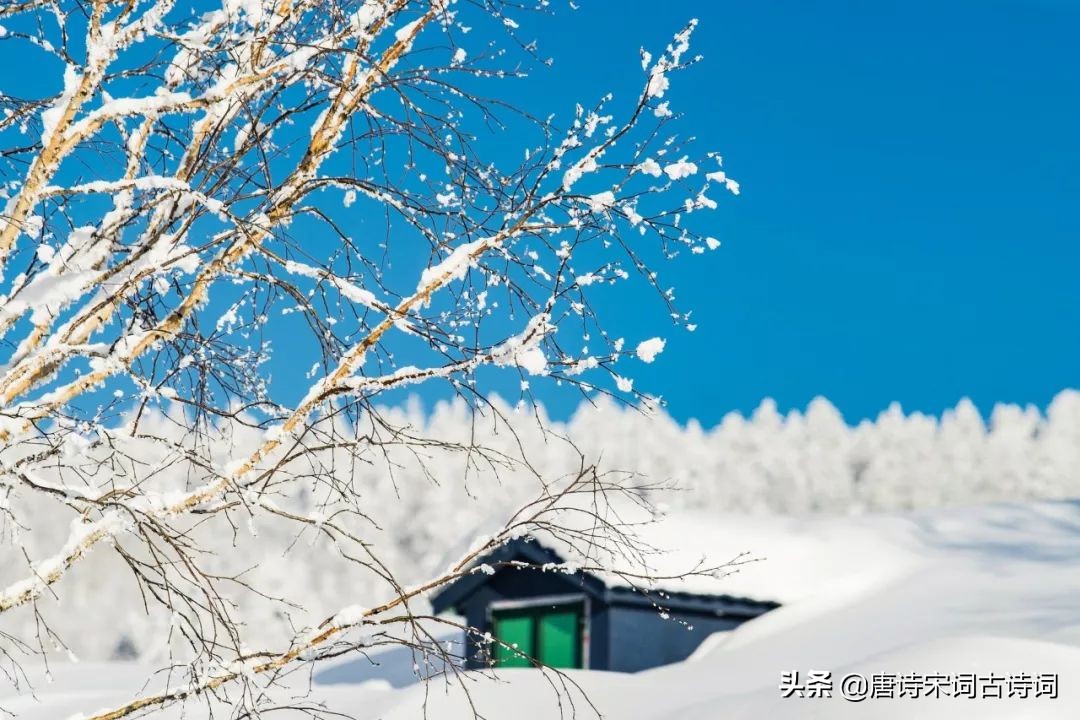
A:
[518,0,1079,424]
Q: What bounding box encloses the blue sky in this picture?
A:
[4,1,1076,428]
[511,0,1079,425]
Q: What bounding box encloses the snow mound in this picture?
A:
[472,502,917,604]
[675,637,1080,720]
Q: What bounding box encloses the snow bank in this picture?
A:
[9,501,1080,719]
[383,501,1080,719]
[635,501,1080,719]
[518,505,915,603]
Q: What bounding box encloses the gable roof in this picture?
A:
[429,535,778,617]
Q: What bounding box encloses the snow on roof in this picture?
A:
[538,508,915,605]
[442,500,917,606]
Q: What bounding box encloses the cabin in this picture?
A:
[430,536,779,673]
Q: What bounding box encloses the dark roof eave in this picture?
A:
[603,584,780,617]
[430,538,609,614]
[430,536,781,617]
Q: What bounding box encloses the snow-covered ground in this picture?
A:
[5,500,1080,719]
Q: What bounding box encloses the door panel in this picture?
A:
[538,608,579,668]
[493,612,534,667]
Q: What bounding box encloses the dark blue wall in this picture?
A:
[454,565,747,672]
[604,603,741,672]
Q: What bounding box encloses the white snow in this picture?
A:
[283,260,378,308]
[562,153,600,190]
[515,346,548,376]
[586,190,616,212]
[7,502,1080,719]
[329,604,369,627]
[663,158,698,180]
[635,337,665,363]
[416,238,488,292]
[394,19,423,43]
[39,65,80,146]
[0,513,128,612]
[385,502,1080,719]
[490,314,553,376]
[646,68,670,98]
[637,158,663,177]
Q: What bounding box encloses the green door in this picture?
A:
[493,612,534,668]
[492,603,582,669]
[537,608,579,668]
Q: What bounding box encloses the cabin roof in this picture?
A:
[429,534,779,617]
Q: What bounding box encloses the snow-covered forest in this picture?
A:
[315,389,1080,519]
[4,390,1079,663]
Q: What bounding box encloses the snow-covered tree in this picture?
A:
[0,1,735,717]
